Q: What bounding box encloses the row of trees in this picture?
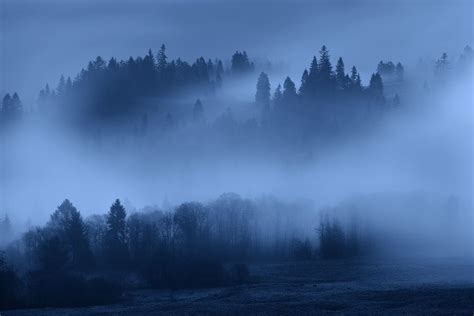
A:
[35,46,255,122]
[1,193,369,308]
[255,46,388,110]
[376,60,404,82]
[252,46,391,142]
[1,93,23,123]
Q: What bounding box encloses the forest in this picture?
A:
[0,44,472,311]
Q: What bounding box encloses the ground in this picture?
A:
[5,258,474,315]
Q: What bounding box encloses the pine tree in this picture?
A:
[255,72,271,107]
[105,199,128,266]
[1,94,12,119]
[307,56,319,95]
[318,45,335,93]
[66,77,73,91]
[157,44,168,71]
[49,199,92,268]
[282,77,297,104]
[335,57,346,90]
[299,69,309,95]
[207,59,215,78]
[57,75,66,96]
[369,73,384,99]
[272,84,283,107]
[350,66,362,91]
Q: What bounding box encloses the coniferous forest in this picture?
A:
[1,1,473,314]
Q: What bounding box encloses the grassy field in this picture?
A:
[5,258,474,315]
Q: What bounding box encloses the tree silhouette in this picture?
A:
[282,77,297,104]
[272,84,283,108]
[369,73,384,100]
[317,45,335,94]
[350,66,362,92]
[49,199,93,269]
[1,92,23,122]
[299,69,309,95]
[231,51,253,74]
[255,72,271,107]
[335,57,346,90]
[157,44,168,71]
[105,199,128,267]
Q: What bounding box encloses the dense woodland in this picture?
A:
[1,45,472,149]
[0,194,365,309]
[0,45,472,309]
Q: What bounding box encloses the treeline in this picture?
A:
[1,45,471,143]
[33,47,253,122]
[0,194,367,309]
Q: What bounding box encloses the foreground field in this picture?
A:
[5,258,474,315]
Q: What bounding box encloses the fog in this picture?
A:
[0,0,473,257]
[1,55,473,261]
[1,1,474,312]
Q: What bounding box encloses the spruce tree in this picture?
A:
[299,69,309,95]
[335,57,346,90]
[157,44,168,71]
[318,45,335,93]
[282,77,297,104]
[272,84,283,107]
[105,199,128,266]
[369,73,384,99]
[49,199,92,268]
[255,72,271,107]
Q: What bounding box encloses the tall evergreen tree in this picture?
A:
[255,72,271,107]
[335,57,346,90]
[157,44,168,71]
[369,73,384,99]
[272,84,283,107]
[318,45,335,93]
[105,199,128,266]
[49,199,92,268]
[282,77,297,104]
[299,69,309,95]
[1,94,12,117]
[207,59,215,78]
[1,93,22,121]
[306,56,319,95]
[57,75,66,96]
[350,66,362,91]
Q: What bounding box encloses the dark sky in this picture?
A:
[1,0,472,105]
